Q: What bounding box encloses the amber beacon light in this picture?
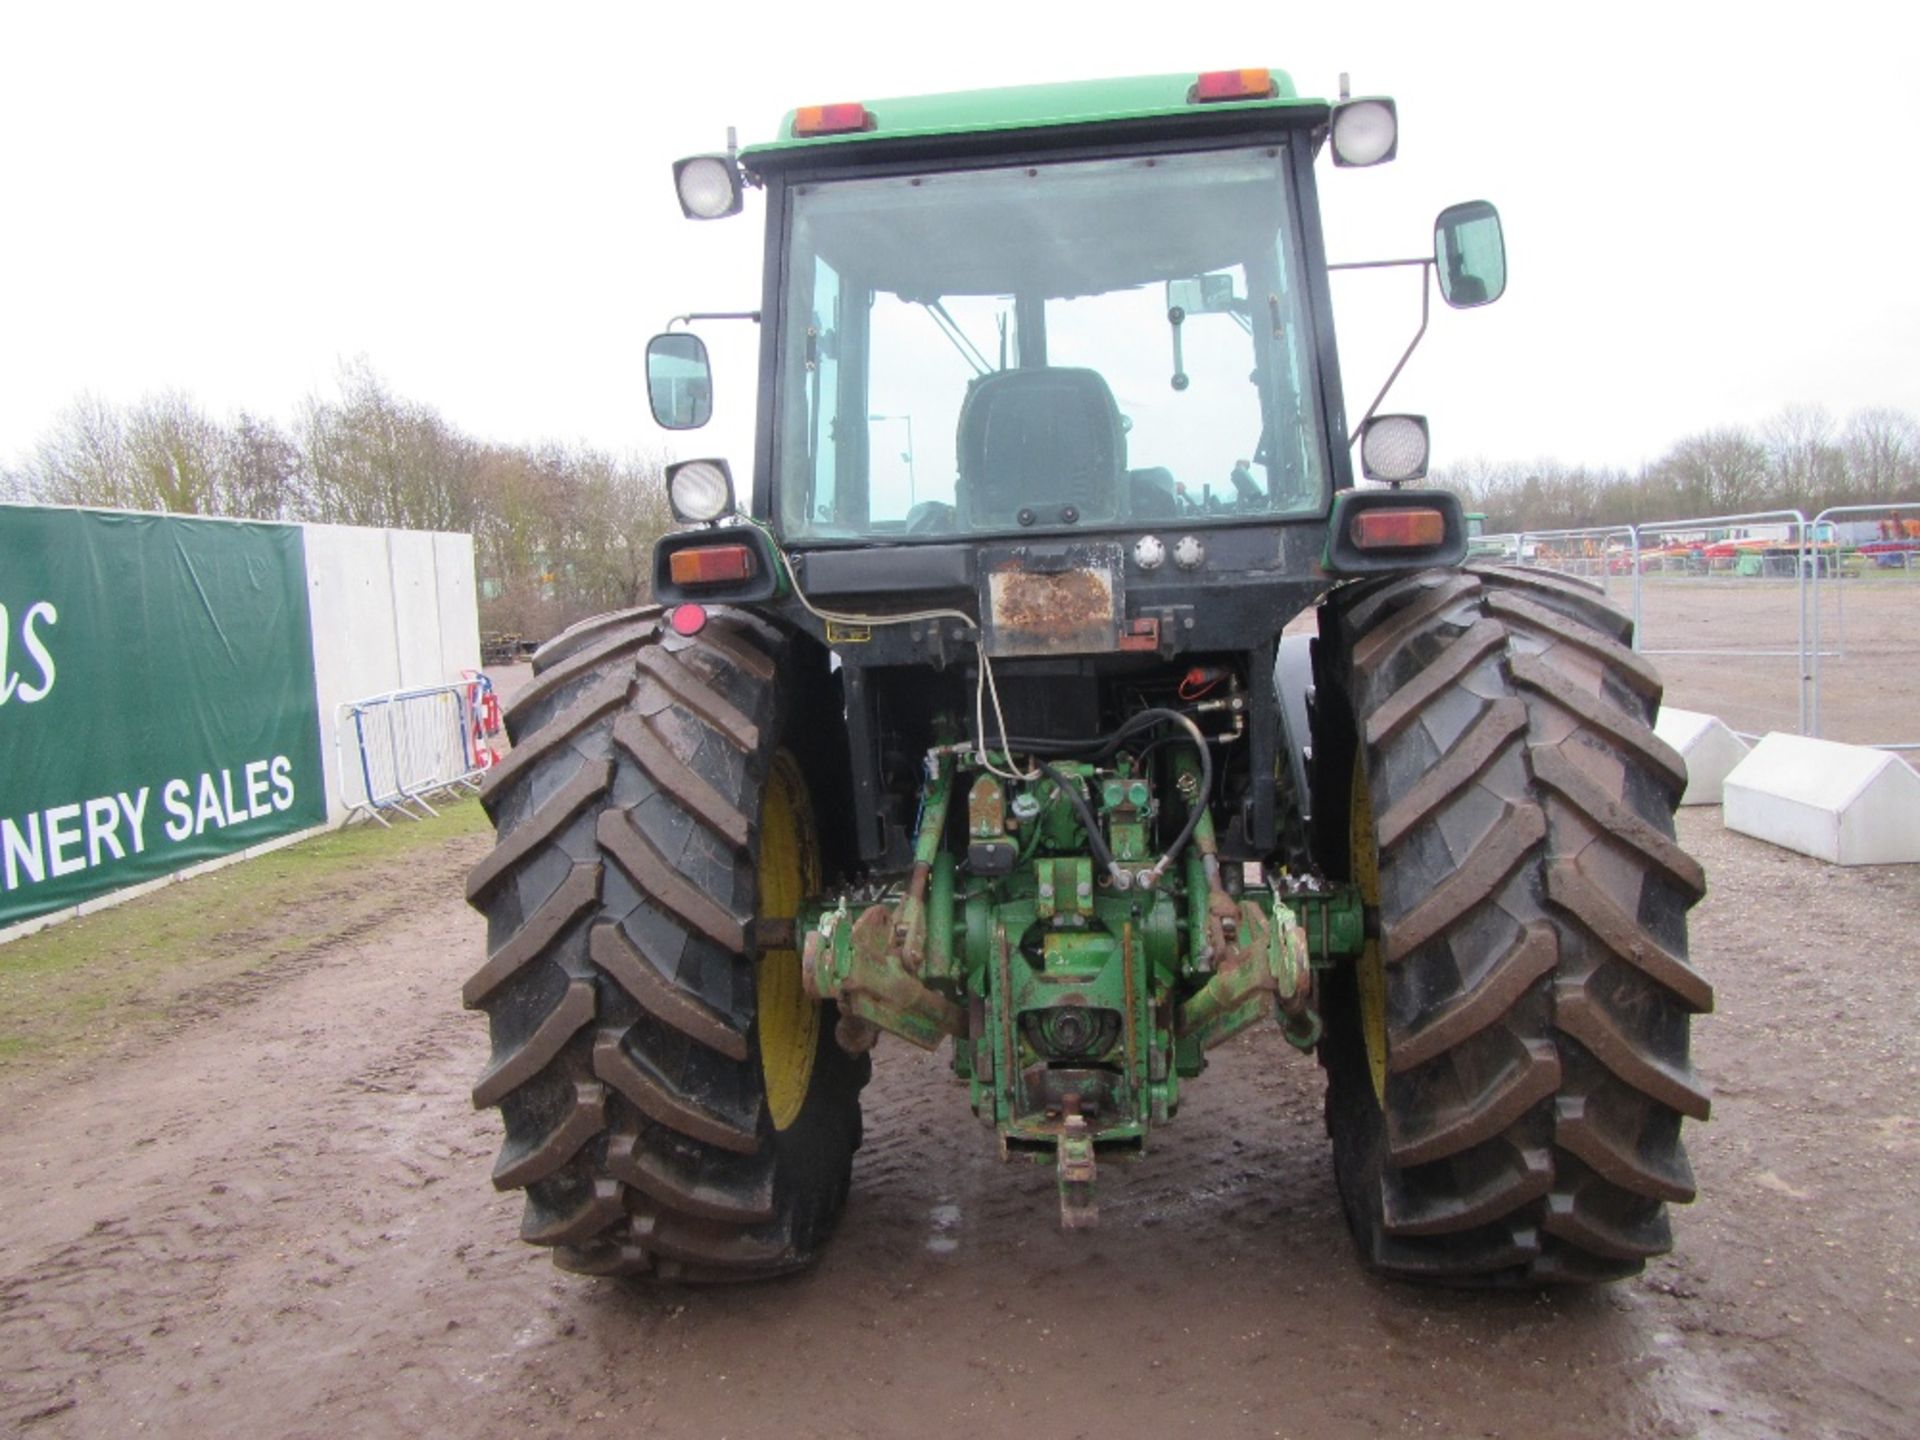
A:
[793,102,874,137]
[1191,69,1277,102]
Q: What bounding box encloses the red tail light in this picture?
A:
[793,103,873,137]
[1351,508,1446,550]
[668,543,757,586]
[1193,69,1276,103]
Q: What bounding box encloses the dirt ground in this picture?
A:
[2,586,1918,1440]
[1563,571,1919,748]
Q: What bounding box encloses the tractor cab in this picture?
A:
[649,70,1505,560]
[763,140,1333,541]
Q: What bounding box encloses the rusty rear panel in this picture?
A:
[981,543,1123,657]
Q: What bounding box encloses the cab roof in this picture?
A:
[741,70,1324,169]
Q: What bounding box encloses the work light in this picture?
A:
[673,154,743,220]
[1330,98,1398,167]
[666,459,736,523]
[1359,415,1430,484]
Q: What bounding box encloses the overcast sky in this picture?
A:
[2,1,1915,479]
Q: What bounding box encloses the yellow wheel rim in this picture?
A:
[1350,751,1388,1106]
[756,751,821,1132]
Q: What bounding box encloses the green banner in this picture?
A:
[1,506,325,927]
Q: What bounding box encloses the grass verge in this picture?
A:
[0,799,490,1079]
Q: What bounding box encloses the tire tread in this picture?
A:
[466,610,864,1280]
[1318,564,1708,1284]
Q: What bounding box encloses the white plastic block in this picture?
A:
[1654,707,1751,805]
[1723,733,1920,865]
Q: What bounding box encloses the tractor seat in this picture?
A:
[956,367,1125,529]
[1128,466,1180,518]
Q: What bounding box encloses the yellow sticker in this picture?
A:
[826,620,872,644]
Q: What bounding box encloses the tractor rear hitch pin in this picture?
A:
[1057,1094,1098,1229]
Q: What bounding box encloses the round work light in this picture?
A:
[1360,415,1431,484]
[1331,99,1398,167]
[667,459,736,523]
[673,155,743,220]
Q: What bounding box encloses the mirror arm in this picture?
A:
[1326,257,1430,272]
[1345,260,1431,448]
[922,301,993,377]
[667,310,762,329]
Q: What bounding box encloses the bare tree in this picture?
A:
[1652,426,1771,515]
[300,361,474,532]
[1430,455,1519,517]
[13,394,135,507]
[1763,403,1845,508]
[1842,407,1920,504]
[123,392,224,513]
[216,411,307,519]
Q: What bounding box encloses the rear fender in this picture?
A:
[1274,632,1316,837]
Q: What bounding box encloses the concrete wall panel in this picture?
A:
[304,525,400,820]
[433,531,481,677]
[385,529,444,688]
[302,522,479,823]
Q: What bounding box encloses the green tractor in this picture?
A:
[465,69,1710,1285]
[1464,511,1512,561]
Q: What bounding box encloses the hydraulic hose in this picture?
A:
[1031,707,1212,890]
[1142,710,1212,886]
[1035,759,1121,881]
[1003,705,1189,761]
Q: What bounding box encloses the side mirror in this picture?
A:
[1434,200,1507,308]
[646,332,714,430]
[1166,273,1241,316]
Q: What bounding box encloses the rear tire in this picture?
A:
[465,607,866,1280]
[1313,564,1710,1284]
